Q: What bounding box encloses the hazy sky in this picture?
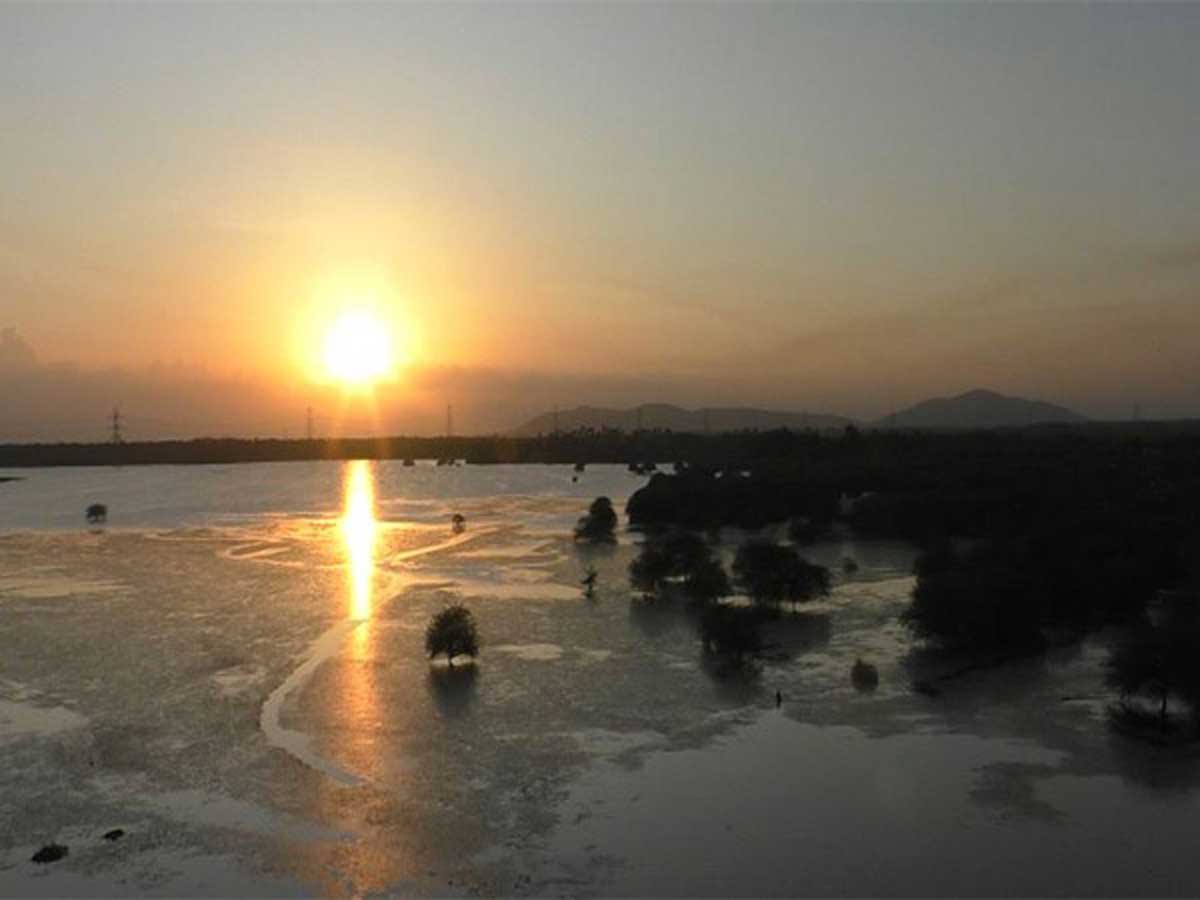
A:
[2,1,1199,439]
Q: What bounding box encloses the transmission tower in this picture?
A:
[446,404,454,437]
[306,406,314,440]
[109,405,124,444]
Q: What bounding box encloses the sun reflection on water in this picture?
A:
[341,459,377,621]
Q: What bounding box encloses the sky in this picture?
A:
[2,1,1199,440]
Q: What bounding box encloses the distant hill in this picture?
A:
[512,403,854,436]
[875,389,1086,429]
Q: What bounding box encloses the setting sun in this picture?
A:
[322,311,395,387]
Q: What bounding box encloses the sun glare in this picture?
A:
[341,460,377,621]
[323,311,394,387]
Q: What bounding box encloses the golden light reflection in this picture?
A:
[341,459,377,621]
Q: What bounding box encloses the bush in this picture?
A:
[683,555,732,605]
[425,604,480,665]
[1106,592,1200,734]
[700,604,762,662]
[732,539,831,611]
[628,529,729,604]
[575,496,618,543]
[902,542,1042,650]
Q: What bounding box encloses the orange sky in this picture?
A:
[2,3,1199,438]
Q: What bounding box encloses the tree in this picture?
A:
[683,555,732,605]
[629,542,674,599]
[1107,592,1200,733]
[628,529,726,603]
[425,604,480,666]
[732,539,831,611]
[902,541,1043,650]
[575,496,618,543]
[699,604,762,662]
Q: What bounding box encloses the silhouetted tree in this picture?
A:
[1107,592,1200,734]
[682,555,732,605]
[700,604,762,663]
[425,604,479,666]
[732,539,831,611]
[629,542,674,600]
[628,529,725,603]
[575,496,618,543]
[903,542,1044,650]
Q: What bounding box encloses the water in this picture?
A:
[1,461,1199,896]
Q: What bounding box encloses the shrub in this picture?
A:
[425,604,480,665]
[575,496,618,543]
[732,539,831,611]
[700,604,762,662]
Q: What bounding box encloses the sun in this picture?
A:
[322,311,395,387]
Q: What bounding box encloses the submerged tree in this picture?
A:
[629,541,674,600]
[699,604,762,663]
[683,555,732,605]
[425,604,480,666]
[732,539,831,612]
[1107,592,1200,734]
[628,529,729,605]
[903,541,1043,651]
[574,496,618,543]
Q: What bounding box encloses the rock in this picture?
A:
[102,829,125,841]
[31,843,69,864]
[851,658,880,691]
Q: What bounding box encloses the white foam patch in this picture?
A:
[442,578,580,601]
[0,571,125,599]
[0,698,88,742]
[492,643,565,661]
[576,649,613,663]
[212,663,267,697]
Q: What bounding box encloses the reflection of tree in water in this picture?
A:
[628,595,694,641]
[427,663,479,719]
[760,611,832,660]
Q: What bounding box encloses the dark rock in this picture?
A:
[31,843,69,864]
[102,829,125,841]
[851,658,880,691]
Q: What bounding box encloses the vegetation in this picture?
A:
[1106,591,1200,734]
[902,542,1043,650]
[628,530,730,605]
[425,605,480,666]
[732,539,831,612]
[574,496,618,543]
[851,658,880,691]
[699,604,762,663]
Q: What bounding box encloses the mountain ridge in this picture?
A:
[873,388,1086,429]
[512,389,1087,435]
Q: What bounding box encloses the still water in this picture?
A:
[1,461,1199,896]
